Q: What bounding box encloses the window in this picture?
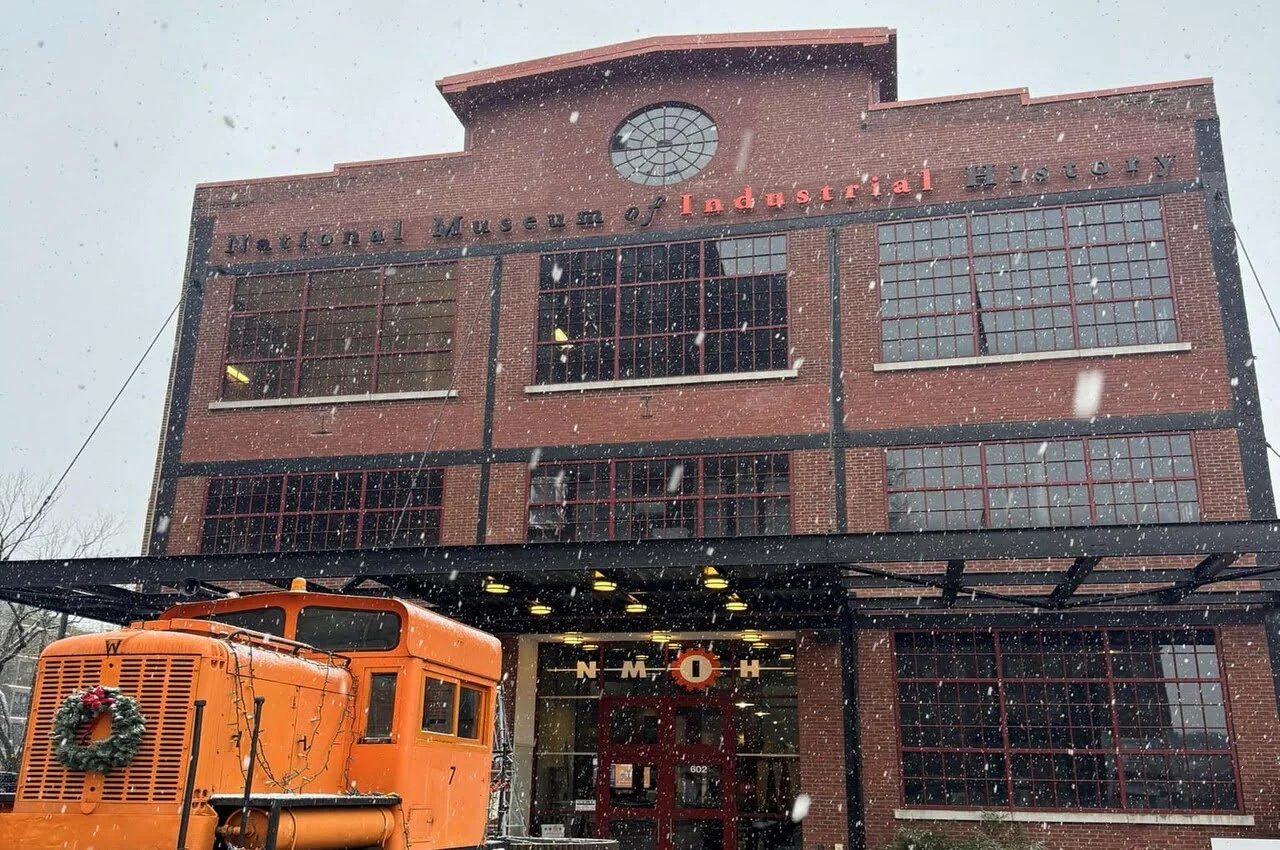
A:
[527,454,790,542]
[886,433,1198,531]
[200,468,444,553]
[457,685,484,740]
[296,607,401,651]
[535,237,788,385]
[423,678,456,734]
[222,264,455,401]
[879,200,1175,362]
[895,630,1238,811]
[364,673,397,741]
[198,607,285,636]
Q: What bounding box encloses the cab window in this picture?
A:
[457,685,484,740]
[296,606,400,651]
[199,607,285,636]
[364,673,397,741]
[422,677,456,734]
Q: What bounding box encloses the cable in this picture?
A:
[1233,227,1280,341]
[1268,442,1280,462]
[5,298,181,550]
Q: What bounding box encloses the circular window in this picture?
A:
[610,103,718,186]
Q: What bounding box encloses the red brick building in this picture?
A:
[122,28,1280,850]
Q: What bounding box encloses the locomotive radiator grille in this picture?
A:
[20,655,198,803]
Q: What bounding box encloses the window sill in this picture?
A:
[524,368,799,394]
[894,808,1254,827]
[873,341,1192,372]
[209,389,458,410]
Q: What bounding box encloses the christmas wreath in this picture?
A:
[50,686,146,774]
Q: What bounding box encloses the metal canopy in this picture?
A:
[0,520,1276,628]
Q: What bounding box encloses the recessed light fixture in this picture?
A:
[561,632,585,645]
[650,631,673,644]
[724,593,748,612]
[583,643,599,651]
[752,641,768,649]
[529,600,552,616]
[740,630,763,643]
[734,701,754,709]
[702,566,730,590]
[780,652,795,661]
[624,596,648,614]
[592,571,618,592]
[484,576,510,594]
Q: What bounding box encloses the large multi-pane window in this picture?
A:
[527,454,790,541]
[886,433,1199,531]
[222,264,456,401]
[895,630,1238,811]
[200,469,444,553]
[535,236,788,385]
[879,199,1176,362]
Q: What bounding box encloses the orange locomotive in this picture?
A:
[0,584,502,850]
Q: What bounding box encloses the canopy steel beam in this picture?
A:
[1047,557,1103,608]
[940,560,966,608]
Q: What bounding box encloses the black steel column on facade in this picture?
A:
[829,228,849,534]
[476,255,504,544]
[840,608,866,850]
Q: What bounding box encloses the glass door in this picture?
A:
[598,697,735,850]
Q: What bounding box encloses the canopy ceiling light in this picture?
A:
[591,571,618,592]
[740,630,763,643]
[701,566,730,590]
[561,632,585,645]
[583,643,599,651]
[483,576,510,594]
[723,593,748,612]
[650,631,673,644]
[624,596,648,614]
[528,600,552,616]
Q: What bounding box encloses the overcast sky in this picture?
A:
[1,0,1276,556]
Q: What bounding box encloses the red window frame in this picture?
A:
[533,236,790,386]
[525,454,793,542]
[878,198,1177,363]
[200,468,446,554]
[220,263,457,401]
[892,628,1242,813]
[885,432,1201,531]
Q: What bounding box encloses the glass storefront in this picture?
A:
[532,639,801,850]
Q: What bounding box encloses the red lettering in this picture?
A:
[734,186,756,211]
[871,176,881,198]
[680,194,694,216]
[921,168,933,192]
[765,192,785,209]
[704,198,724,215]
[891,179,910,195]
[795,189,811,205]
[844,184,858,201]
[821,185,834,202]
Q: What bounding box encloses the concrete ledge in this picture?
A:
[524,368,799,394]
[209,389,458,410]
[873,341,1192,372]
[894,808,1254,827]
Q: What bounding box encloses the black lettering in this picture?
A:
[471,219,491,235]
[225,235,248,255]
[638,195,666,227]
[392,219,403,241]
[370,229,385,243]
[1009,164,1023,184]
[547,213,566,229]
[1091,160,1111,177]
[433,216,463,238]
[624,206,640,222]
[343,230,360,246]
[1063,162,1078,179]
[499,218,513,232]
[318,232,334,246]
[255,238,271,253]
[965,164,997,189]
[576,210,604,227]
[104,640,122,656]
[523,216,538,231]
[1126,156,1141,175]
[278,235,291,250]
[1033,167,1050,183]
[1155,154,1176,178]
[299,231,309,249]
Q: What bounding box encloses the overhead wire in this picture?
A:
[5,297,181,551]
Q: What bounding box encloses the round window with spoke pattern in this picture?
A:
[610,103,718,186]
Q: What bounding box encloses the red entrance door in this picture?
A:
[597,697,736,850]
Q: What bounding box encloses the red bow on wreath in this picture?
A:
[80,686,115,712]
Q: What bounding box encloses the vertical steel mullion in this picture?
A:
[355,470,370,549]
[992,631,1017,807]
[1062,203,1083,351]
[698,242,707,376]
[370,268,387,393]
[1101,630,1128,809]
[965,213,983,357]
[607,460,618,541]
[293,273,311,396]
[273,473,288,552]
[614,250,623,380]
